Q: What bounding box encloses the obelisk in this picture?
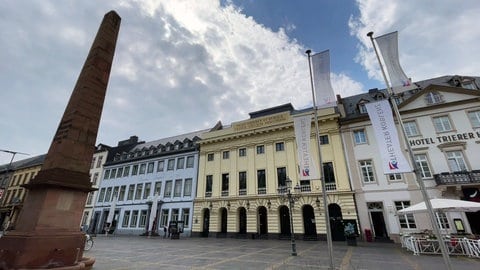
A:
[0,11,120,269]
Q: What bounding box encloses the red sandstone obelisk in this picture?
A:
[0,11,120,269]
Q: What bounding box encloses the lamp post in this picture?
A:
[277,177,301,256]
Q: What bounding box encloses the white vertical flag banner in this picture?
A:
[311,50,336,108]
[375,31,416,93]
[365,100,412,174]
[106,197,117,224]
[148,195,158,233]
[294,114,319,180]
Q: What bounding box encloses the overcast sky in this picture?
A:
[1,0,479,164]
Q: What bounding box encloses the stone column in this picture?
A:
[0,11,120,269]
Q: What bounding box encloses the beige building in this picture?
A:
[192,104,357,240]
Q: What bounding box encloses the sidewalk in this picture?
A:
[85,235,480,270]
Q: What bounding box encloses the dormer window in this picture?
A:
[359,103,367,114]
[462,81,477,90]
[425,91,444,105]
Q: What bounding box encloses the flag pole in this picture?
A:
[306,49,335,270]
[367,31,452,270]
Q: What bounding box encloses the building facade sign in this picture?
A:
[233,113,289,132]
[409,131,480,146]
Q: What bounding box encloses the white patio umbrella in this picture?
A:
[397,198,480,214]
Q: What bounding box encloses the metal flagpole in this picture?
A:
[367,31,452,270]
[306,50,335,270]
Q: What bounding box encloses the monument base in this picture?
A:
[0,232,94,269]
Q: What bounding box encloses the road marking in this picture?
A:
[339,247,353,270]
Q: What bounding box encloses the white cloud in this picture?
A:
[349,0,480,83]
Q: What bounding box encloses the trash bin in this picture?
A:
[364,229,373,242]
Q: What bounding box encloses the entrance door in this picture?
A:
[258,206,268,235]
[279,205,291,237]
[202,209,210,237]
[328,203,345,241]
[238,207,247,234]
[220,208,228,233]
[370,211,388,238]
[303,205,317,239]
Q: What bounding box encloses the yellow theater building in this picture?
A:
[192,104,357,240]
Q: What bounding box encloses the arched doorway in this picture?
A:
[238,207,247,235]
[202,208,210,237]
[328,203,344,241]
[219,208,227,237]
[368,202,389,240]
[302,205,317,240]
[279,205,291,238]
[258,206,268,236]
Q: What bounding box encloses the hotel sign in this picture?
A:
[409,131,480,146]
[233,113,289,132]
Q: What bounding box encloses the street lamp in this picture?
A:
[277,177,301,256]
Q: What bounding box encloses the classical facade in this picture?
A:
[0,154,45,230]
[81,144,110,230]
[192,104,357,240]
[91,132,204,237]
[339,75,480,243]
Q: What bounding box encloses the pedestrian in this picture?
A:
[168,225,171,238]
[163,226,167,238]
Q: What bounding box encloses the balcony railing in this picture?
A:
[238,189,246,196]
[205,191,212,198]
[221,190,229,197]
[434,171,480,185]
[300,184,311,192]
[325,182,337,191]
[257,187,266,194]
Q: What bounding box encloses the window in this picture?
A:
[446,151,468,172]
[404,121,420,137]
[176,157,185,169]
[112,186,119,200]
[116,167,123,178]
[110,168,116,179]
[127,185,135,200]
[207,153,214,161]
[222,151,230,159]
[174,179,182,197]
[122,211,130,227]
[205,175,213,197]
[182,208,190,227]
[414,154,432,178]
[239,171,247,195]
[139,163,146,174]
[221,173,229,196]
[167,159,175,170]
[359,103,367,114]
[433,116,453,132]
[183,178,192,197]
[132,165,139,175]
[319,135,329,145]
[256,145,265,154]
[157,160,165,172]
[123,166,130,177]
[154,181,162,196]
[143,183,151,199]
[147,162,154,173]
[164,180,172,197]
[395,201,416,229]
[257,169,266,194]
[139,210,147,228]
[388,174,402,181]
[130,210,139,227]
[161,209,169,227]
[96,156,103,168]
[92,173,99,186]
[91,157,96,169]
[435,212,450,229]
[186,156,194,168]
[323,162,335,183]
[104,187,112,202]
[468,111,480,128]
[353,130,367,144]
[171,209,179,221]
[425,92,444,104]
[238,148,247,157]
[277,167,286,187]
[134,184,143,200]
[118,185,126,201]
[359,160,375,183]
[275,142,285,151]
[86,192,94,205]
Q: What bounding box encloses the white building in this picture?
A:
[92,131,205,237]
[339,75,480,243]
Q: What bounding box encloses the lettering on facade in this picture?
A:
[233,113,288,132]
[409,131,480,146]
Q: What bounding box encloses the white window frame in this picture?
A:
[395,201,416,229]
[414,154,432,178]
[403,121,420,137]
[446,150,468,172]
[359,160,375,183]
[353,129,367,145]
[468,110,480,128]
[433,115,453,133]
